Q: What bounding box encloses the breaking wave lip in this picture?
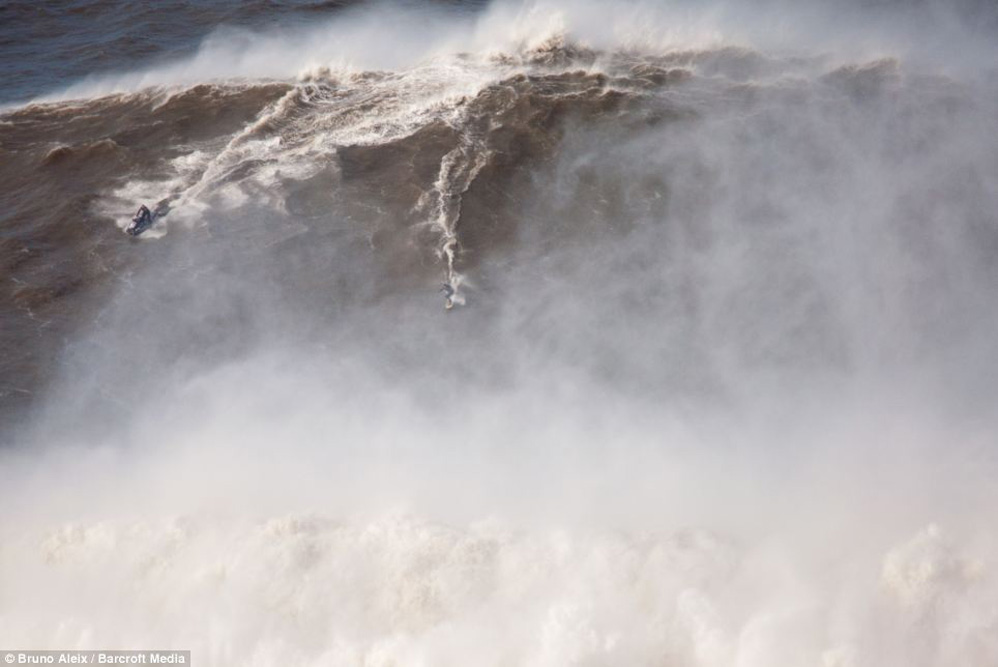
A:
[19,0,997,113]
[28,0,994,108]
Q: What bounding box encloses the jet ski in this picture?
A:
[126,199,170,236]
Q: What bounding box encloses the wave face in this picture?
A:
[3,1,998,664]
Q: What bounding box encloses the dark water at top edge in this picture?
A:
[0,0,490,106]
[3,0,998,107]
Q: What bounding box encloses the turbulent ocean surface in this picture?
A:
[3,0,998,664]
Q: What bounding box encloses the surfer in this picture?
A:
[440,282,455,309]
